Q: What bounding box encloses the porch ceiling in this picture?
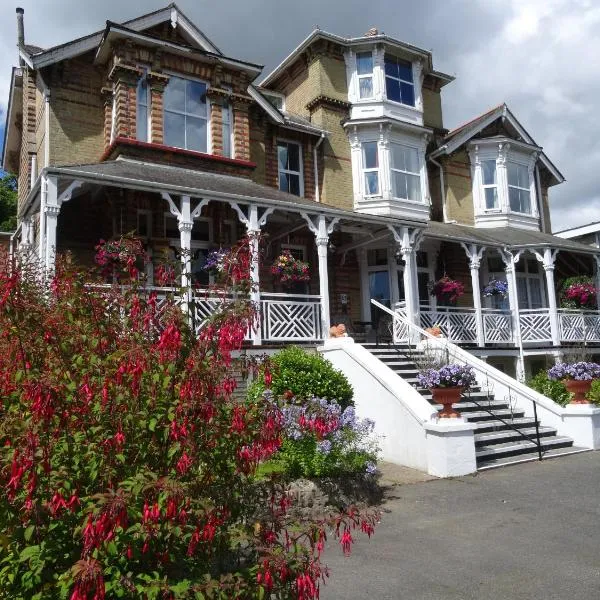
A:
[41,157,424,230]
[425,221,598,256]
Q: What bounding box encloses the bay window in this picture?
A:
[390,143,420,201]
[482,159,498,209]
[508,162,531,214]
[277,141,303,196]
[384,55,415,106]
[362,141,380,195]
[163,76,208,152]
[356,52,374,99]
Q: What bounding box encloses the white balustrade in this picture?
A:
[559,309,600,343]
[260,292,323,341]
[519,309,553,344]
[419,305,479,344]
[483,311,513,344]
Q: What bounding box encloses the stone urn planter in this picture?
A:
[430,386,463,418]
[563,379,593,405]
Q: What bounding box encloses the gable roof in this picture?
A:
[260,28,454,89]
[430,103,564,185]
[19,3,221,70]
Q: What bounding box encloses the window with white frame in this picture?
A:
[136,69,150,142]
[356,52,374,99]
[362,141,380,196]
[390,143,421,202]
[508,162,531,214]
[163,76,208,152]
[277,141,303,196]
[481,159,498,210]
[516,257,544,309]
[384,55,415,106]
[136,209,152,238]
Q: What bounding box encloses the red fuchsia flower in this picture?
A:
[156,323,181,362]
[264,369,272,387]
[230,406,247,434]
[176,451,193,474]
[431,276,465,304]
[70,558,105,600]
[339,527,354,556]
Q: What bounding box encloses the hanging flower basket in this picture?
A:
[204,248,229,274]
[482,278,508,298]
[271,250,310,284]
[560,276,598,310]
[431,276,464,306]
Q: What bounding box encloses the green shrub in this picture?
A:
[250,346,353,408]
[585,379,600,406]
[527,370,571,406]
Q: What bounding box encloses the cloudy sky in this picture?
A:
[0,0,598,231]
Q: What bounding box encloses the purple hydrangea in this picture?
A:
[417,364,476,390]
[317,440,332,454]
[482,278,509,298]
[365,461,377,475]
[547,362,600,381]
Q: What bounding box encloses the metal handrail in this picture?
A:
[372,299,553,461]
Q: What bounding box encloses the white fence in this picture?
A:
[393,302,600,347]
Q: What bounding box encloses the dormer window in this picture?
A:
[384,55,415,106]
[469,140,539,229]
[356,52,374,99]
[164,76,208,152]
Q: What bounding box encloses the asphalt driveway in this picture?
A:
[321,452,600,600]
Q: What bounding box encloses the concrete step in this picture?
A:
[474,426,557,447]
[476,436,574,463]
[472,417,539,433]
[431,401,509,414]
[477,447,592,470]
[463,409,525,422]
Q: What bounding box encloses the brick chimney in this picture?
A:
[16,7,24,66]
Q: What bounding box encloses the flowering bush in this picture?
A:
[527,371,572,406]
[560,276,598,309]
[94,236,146,281]
[417,364,477,390]
[547,361,600,381]
[271,250,310,284]
[274,397,378,478]
[204,248,229,274]
[0,239,377,599]
[482,278,508,298]
[431,276,464,305]
[249,346,354,409]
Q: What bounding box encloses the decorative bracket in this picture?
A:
[460,242,485,270]
[161,192,210,223]
[388,225,424,254]
[58,180,84,205]
[498,247,523,271]
[229,202,274,232]
[532,247,559,271]
[301,213,340,245]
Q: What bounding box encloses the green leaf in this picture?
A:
[148,418,157,432]
[24,526,35,542]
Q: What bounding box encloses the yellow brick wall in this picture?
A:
[310,105,353,210]
[49,52,105,166]
[444,150,474,225]
[422,88,443,130]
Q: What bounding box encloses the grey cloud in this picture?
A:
[0,0,597,231]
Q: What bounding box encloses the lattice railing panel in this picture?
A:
[483,313,513,343]
[261,299,323,341]
[519,311,552,343]
[559,311,600,343]
[419,309,478,344]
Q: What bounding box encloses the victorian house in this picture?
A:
[3,3,600,386]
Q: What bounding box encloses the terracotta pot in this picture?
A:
[563,379,593,404]
[431,386,463,418]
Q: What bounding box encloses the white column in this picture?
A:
[178,195,193,293]
[247,205,262,346]
[499,249,525,381]
[388,245,400,307]
[301,213,339,338]
[534,248,560,346]
[21,217,33,248]
[44,175,60,273]
[389,225,423,332]
[39,177,47,261]
[461,243,485,347]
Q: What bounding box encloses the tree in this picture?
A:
[0,172,17,231]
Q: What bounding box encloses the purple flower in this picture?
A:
[417,364,476,390]
[365,461,377,475]
[317,440,332,454]
[548,362,600,381]
[482,278,508,298]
